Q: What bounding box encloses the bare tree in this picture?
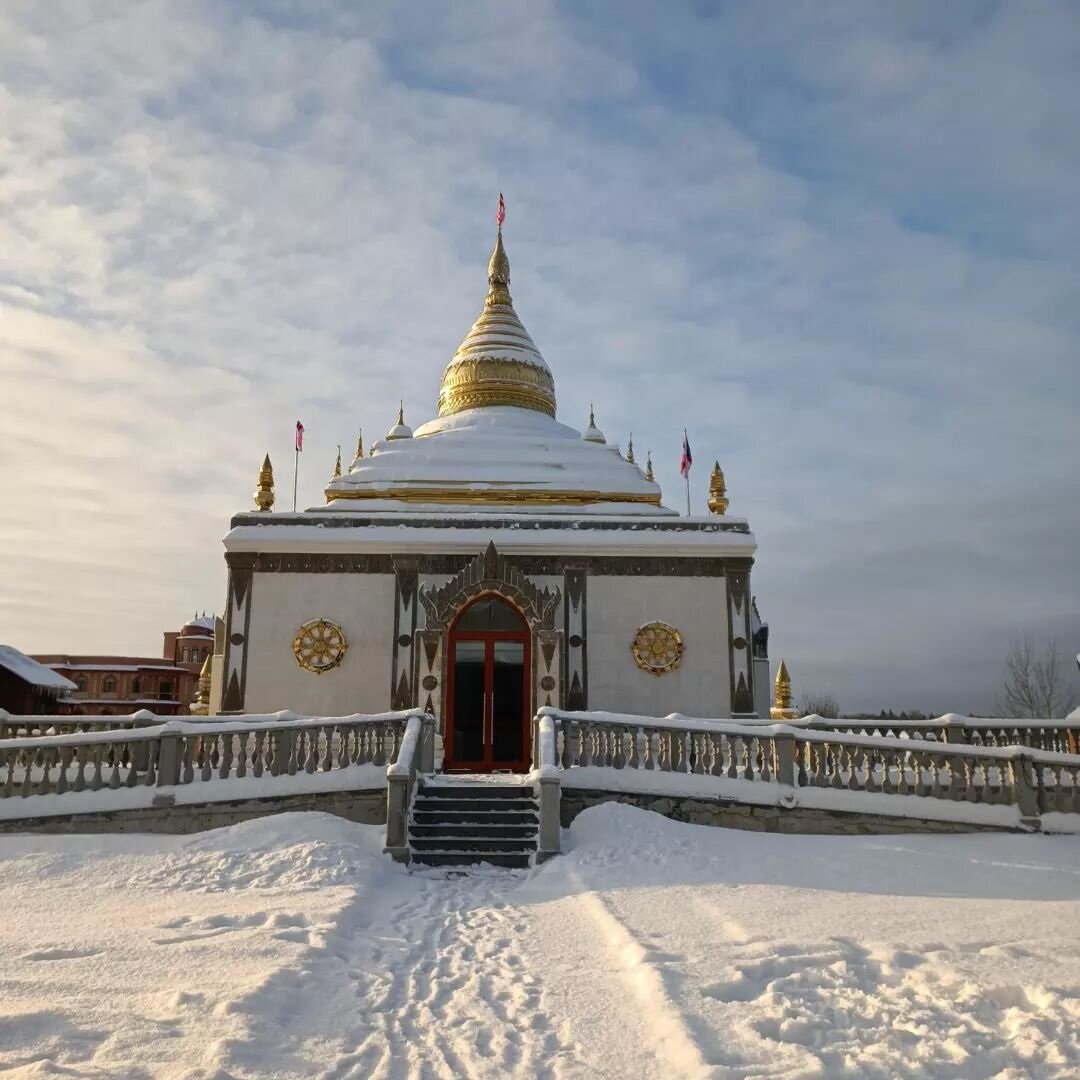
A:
[799,691,841,718]
[997,638,1077,719]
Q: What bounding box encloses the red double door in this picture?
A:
[445,595,530,772]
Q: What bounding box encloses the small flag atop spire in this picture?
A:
[295,420,305,452]
[496,192,506,229]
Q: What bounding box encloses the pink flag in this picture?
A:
[680,430,692,478]
[295,420,304,452]
[496,192,505,228]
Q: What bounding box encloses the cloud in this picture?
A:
[1,1,1077,711]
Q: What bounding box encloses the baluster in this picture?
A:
[759,738,772,782]
[318,726,331,772]
[36,746,55,796]
[218,732,233,779]
[180,737,194,784]
[795,741,808,786]
[124,741,139,787]
[199,736,212,782]
[580,722,594,767]
[372,724,386,767]
[880,749,896,794]
[234,732,247,778]
[610,726,625,769]
[108,743,123,789]
[89,744,104,790]
[252,730,265,777]
[894,750,910,795]
[2,748,14,797]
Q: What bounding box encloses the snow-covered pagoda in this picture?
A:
[220,218,762,771]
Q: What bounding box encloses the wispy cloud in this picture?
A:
[1,1,1077,711]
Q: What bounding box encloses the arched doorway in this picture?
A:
[445,593,531,772]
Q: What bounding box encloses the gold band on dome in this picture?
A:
[324,486,662,507]
[439,357,556,417]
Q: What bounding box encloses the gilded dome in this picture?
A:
[437,232,556,419]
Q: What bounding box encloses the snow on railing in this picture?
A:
[0,710,428,818]
[538,708,1080,827]
[529,713,561,860]
[384,712,436,862]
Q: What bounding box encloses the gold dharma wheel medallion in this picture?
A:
[293,618,348,674]
[631,622,684,676]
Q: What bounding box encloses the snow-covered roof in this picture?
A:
[0,645,77,691]
[325,406,671,515]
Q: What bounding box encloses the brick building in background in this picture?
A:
[34,615,214,716]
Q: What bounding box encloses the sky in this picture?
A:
[1,0,1078,714]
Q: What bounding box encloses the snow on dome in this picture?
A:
[0,645,78,691]
[385,404,413,441]
[325,406,671,515]
[438,230,556,419]
[581,406,606,444]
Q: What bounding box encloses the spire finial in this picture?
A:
[354,429,364,460]
[397,400,404,426]
[644,450,654,482]
[331,445,342,480]
[254,453,275,511]
[707,460,729,515]
[626,433,635,465]
[487,196,512,307]
[770,660,798,719]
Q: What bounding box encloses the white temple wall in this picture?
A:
[586,575,730,718]
[241,573,396,715]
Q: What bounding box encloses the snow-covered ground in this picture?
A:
[2,808,1078,1079]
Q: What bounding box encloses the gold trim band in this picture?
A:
[324,486,662,507]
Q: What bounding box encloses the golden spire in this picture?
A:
[331,445,342,480]
[397,400,404,425]
[253,453,274,512]
[770,660,798,719]
[707,460,729,515]
[644,451,654,482]
[190,652,212,715]
[626,434,635,465]
[486,230,512,307]
[354,429,364,460]
[437,205,556,420]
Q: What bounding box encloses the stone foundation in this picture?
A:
[0,788,387,835]
[561,788,1019,835]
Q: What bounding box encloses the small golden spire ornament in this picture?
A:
[770,660,799,720]
[331,445,342,480]
[397,401,404,426]
[189,653,212,715]
[644,451,655,482]
[354,429,364,460]
[254,453,275,511]
[707,460,729,515]
[626,434,635,465]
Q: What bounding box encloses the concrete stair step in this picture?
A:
[408,822,538,840]
[417,784,535,801]
[408,836,537,853]
[411,809,539,826]
[411,851,532,869]
[413,796,538,812]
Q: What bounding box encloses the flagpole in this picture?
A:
[292,445,299,512]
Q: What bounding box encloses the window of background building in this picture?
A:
[132,676,141,694]
[160,681,173,700]
[103,675,117,694]
[75,675,88,694]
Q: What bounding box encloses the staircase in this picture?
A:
[408,778,540,868]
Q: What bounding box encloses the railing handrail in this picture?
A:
[0,709,427,751]
[538,708,1080,768]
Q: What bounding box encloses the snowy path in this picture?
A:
[2,807,1080,1078]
